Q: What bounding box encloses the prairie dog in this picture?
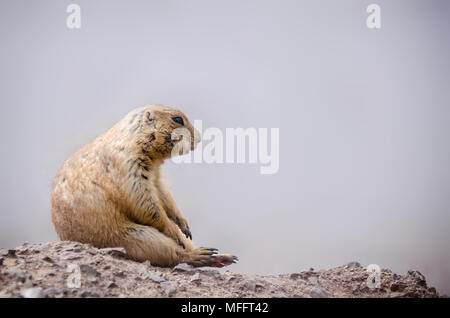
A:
[51,104,237,267]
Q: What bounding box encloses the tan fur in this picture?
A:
[51,104,236,267]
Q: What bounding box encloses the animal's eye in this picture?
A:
[172,117,184,125]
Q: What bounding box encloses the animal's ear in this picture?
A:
[145,111,154,124]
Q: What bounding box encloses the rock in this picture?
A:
[190,273,201,283]
[225,275,237,282]
[160,282,176,297]
[345,261,362,268]
[404,290,424,297]
[272,292,288,298]
[107,282,118,289]
[308,276,319,285]
[20,287,47,298]
[58,289,69,297]
[87,277,98,284]
[142,260,152,267]
[390,292,406,298]
[52,263,65,270]
[172,263,195,273]
[310,286,328,298]
[147,272,165,283]
[255,282,265,289]
[80,264,100,277]
[428,287,437,294]
[290,273,301,280]
[41,256,54,263]
[197,267,220,277]
[60,252,81,261]
[65,247,82,253]
[0,292,13,298]
[0,257,3,266]
[45,288,68,298]
[80,290,100,298]
[0,241,440,298]
[99,247,127,258]
[407,270,427,287]
[241,279,257,291]
[57,288,68,296]
[0,249,15,257]
[390,282,407,292]
[114,271,126,278]
[5,268,31,283]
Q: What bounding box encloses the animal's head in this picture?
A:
[128,104,201,160]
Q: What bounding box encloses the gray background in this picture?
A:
[1,0,449,294]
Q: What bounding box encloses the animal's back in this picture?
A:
[51,130,127,247]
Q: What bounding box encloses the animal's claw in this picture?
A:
[182,228,192,240]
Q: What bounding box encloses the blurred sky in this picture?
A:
[0,0,449,294]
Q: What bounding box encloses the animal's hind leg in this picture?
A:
[120,224,237,267]
[183,248,238,268]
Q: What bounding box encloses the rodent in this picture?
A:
[51,104,237,267]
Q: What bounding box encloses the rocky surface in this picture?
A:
[0,241,442,298]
